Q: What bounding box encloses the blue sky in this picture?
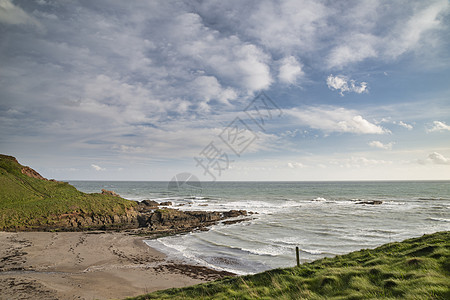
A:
[1,0,449,181]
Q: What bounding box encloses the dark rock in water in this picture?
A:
[101,189,120,197]
[136,200,158,213]
[141,200,159,207]
[222,210,248,218]
[356,200,383,205]
[159,201,172,206]
[222,218,251,225]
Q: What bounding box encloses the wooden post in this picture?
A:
[295,246,300,267]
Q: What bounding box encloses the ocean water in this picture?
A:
[70,181,450,275]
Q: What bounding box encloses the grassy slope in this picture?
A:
[0,154,136,230]
[130,231,450,299]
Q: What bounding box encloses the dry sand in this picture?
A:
[0,231,233,300]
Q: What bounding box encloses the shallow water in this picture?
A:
[71,181,450,274]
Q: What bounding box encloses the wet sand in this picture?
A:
[0,231,233,300]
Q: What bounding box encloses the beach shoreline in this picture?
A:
[0,231,234,300]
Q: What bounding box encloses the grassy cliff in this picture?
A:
[0,154,137,231]
[130,231,450,299]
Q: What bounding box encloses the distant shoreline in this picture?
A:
[68,179,450,183]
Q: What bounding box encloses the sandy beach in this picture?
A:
[0,231,233,300]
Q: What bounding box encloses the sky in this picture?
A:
[1,0,450,181]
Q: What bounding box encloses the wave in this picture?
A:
[184,196,219,201]
[148,236,265,275]
[312,197,327,201]
[196,200,302,214]
[149,197,185,202]
[239,245,287,257]
[270,236,305,246]
[301,248,324,255]
[425,217,450,222]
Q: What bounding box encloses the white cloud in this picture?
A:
[327,34,378,69]
[191,75,237,105]
[368,141,394,150]
[326,1,449,68]
[351,157,392,166]
[0,0,42,28]
[330,156,393,168]
[243,0,328,53]
[326,75,368,95]
[395,121,413,130]
[419,152,450,165]
[173,12,272,92]
[385,0,450,58]
[278,56,304,84]
[194,1,446,72]
[91,164,105,171]
[428,152,450,165]
[427,121,450,132]
[287,162,304,168]
[287,106,389,134]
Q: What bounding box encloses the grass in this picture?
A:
[0,154,136,230]
[127,231,450,299]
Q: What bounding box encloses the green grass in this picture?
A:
[128,231,450,299]
[0,154,136,230]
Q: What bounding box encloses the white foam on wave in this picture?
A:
[239,245,287,257]
[212,199,302,214]
[312,197,327,201]
[149,197,185,202]
[426,217,450,223]
[270,236,306,246]
[301,248,324,255]
[145,236,252,275]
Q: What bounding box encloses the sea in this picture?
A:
[70,181,450,275]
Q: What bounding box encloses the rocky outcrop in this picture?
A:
[21,166,47,181]
[136,209,248,234]
[15,209,141,232]
[59,209,139,231]
[141,200,159,207]
[0,154,19,164]
[136,200,175,213]
[101,189,120,197]
[136,200,163,213]
[24,207,249,234]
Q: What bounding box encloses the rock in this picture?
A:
[159,201,172,206]
[48,179,63,183]
[356,200,383,205]
[101,189,120,197]
[141,200,159,207]
[136,209,248,234]
[21,166,47,180]
[222,218,251,225]
[222,210,247,218]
